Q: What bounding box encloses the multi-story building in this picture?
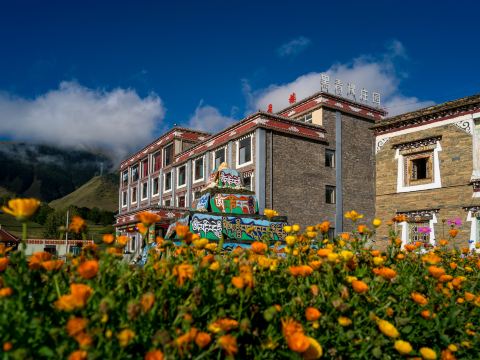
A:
[374,94,480,250]
[115,91,386,252]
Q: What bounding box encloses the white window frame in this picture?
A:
[141,158,149,178]
[131,187,137,204]
[395,140,442,193]
[236,135,253,168]
[325,149,335,168]
[152,151,161,173]
[466,211,480,252]
[152,177,159,196]
[163,143,174,167]
[193,156,205,183]
[242,172,254,191]
[141,182,148,200]
[192,190,202,201]
[122,191,127,207]
[131,164,139,182]
[399,213,437,248]
[302,113,312,123]
[163,198,172,207]
[177,165,187,189]
[212,147,226,170]
[121,170,129,186]
[163,171,172,192]
[325,185,336,204]
[177,194,186,208]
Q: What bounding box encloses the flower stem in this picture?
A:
[21,222,27,251]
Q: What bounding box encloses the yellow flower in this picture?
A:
[327,253,339,262]
[209,261,220,271]
[285,235,296,246]
[419,347,437,359]
[372,218,382,227]
[193,238,209,249]
[373,256,384,266]
[284,225,292,233]
[117,329,135,347]
[1,198,40,221]
[338,316,352,326]
[377,319,399,338]
[292,224,301,232]
[447,344,458,352]
[263,208,279,219]
[340,250,353,261]
[344,210,364,222]
[137,211,161,226]
[394,340,412,355]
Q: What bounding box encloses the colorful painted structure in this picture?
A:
[165,163,287,248]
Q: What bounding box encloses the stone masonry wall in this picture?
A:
[375,124,479,249]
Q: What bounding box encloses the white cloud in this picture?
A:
[277,36,311,58]
[186,101,237,133]
[0,81,165,163]
[247,40,433,116]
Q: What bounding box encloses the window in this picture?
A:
[177,165,186,187]
[193,157,204,182]
[164,143,174,166]
[243,176,252,190]
[141,182,148,200]
[153,152,161,172]
[395,136,442,193]
[122,170,128,186]
[164,172,172,192]
[193,191,202,200]
[152,178,159,195]
[122,191,127,207]
[325,149,335,168]
[178,195,186,208]
[44,245,56,255]
[131,165,139,182]
[69,246,81,256]
[213,148,226,169]
[131,187,137,204]
[301,113,312,123]
[408,221,430,245]
[164,199,171,207]
[237,136,252,166]
[142,159,148,177]
[325,185,335,204]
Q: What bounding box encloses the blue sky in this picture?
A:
[0,0,478,161]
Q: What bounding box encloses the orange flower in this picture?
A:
[317,248,332,257]
[289,265,313,277]
[393,214,407,223]
[218,335,238,356]
[340,232,350,241]
[1,198,40,221]
[195,332,212,348]
[29,251,53,269]
[0,258,9,272]
[144,350,164,360]
[41,259,64,271]
[137,223,148,235]
[287,332,310,352]
[68,350,88,360]
[55,284,93,311]
[422,253,442,265]
[449,262,457,270]
[67,317,88,337]
[438,274,453,283]
[421,309,433,319]
[173,264,194,286]
[411,292,428,306]
[176,224,190,239]
[74,332,93,347]
[281,318,304,339]
[69,216,86,233]
[208,318,239,333]
[428,266,446,279]
[351,280,369,293]
[448,229,459,238]
[102,234,115,244]
[78,260,99,279]
[137,211,161,226]
[0,287,13,297]
[141,292,155,312]
[357,224,368,234]
[117,235,129,247]
[371,250,381,257]
[2,342,12,352]
[344,210,363,222]
[318,221,330,234]
[231,276,245,289]
[117,329,135,347]
[438,239,449,246]
[305,307,321,321]
[404,244,416,252]
[373,267,397,280]
[251,241,268,254]
[465,292,475,302]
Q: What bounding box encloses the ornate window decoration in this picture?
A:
[396,209,439,247]
[393,136,442,193]
[463,206,480,251]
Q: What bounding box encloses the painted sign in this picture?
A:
[190,213,223,240]
[222,217,286,241]
[211,194,258,214]
[195,193,210,212]
[218,169,242,188]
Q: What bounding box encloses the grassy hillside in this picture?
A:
[49,174,118,212]
[0,213,45,238]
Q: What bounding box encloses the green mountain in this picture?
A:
[0,142,112,202]
[49,174,119,212]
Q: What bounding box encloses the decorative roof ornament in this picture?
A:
[267,104,273,113]
[289,92,296,104]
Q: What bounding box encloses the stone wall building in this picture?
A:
[115,91,385,252]
[373,94,480,250]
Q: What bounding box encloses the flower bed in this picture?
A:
[0,201,479,359]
